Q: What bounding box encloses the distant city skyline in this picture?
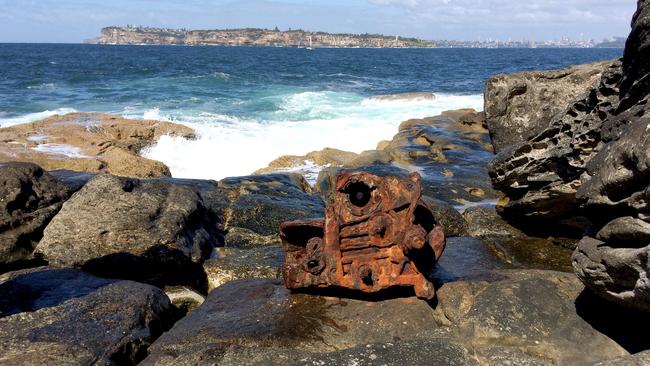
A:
[0,0,637,43]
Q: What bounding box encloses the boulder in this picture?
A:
[488,1,650,233]
[422,196,468,237]
[35,174,223,290]
[488,60,623,226]
[142,270,628,366]
[0,112,195,178]
[215,173,325,247]
[0,162,69,272]
[0,268,177,365]
[485,60,615,152]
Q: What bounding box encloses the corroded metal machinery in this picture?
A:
[280,171,445,300]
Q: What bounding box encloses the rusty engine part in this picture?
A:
[280,171,445,300]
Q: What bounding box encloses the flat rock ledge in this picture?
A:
[142,271,629,366]
[0,112,195,178]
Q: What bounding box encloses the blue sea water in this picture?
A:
[0,44,622,179]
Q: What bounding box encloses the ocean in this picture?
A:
[0,44,622,180]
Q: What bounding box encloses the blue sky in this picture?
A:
[0,0,637,43]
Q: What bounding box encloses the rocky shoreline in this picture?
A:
[1,2,649,365]
[0,112,195,178]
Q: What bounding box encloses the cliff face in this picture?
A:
[92,27,434,48]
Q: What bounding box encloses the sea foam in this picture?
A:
[0,108,77,128]
[142,91,483,180]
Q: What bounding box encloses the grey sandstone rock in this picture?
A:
[35,174,223,290]
[485,60,615,153]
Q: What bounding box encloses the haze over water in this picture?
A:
[0,44,622,179]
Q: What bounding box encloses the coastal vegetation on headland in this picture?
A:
[0,1,648,364]
[90,26,434,48]
[89,25,623,48]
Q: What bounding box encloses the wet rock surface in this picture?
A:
[463,207,575,272]
[0,267,177,366]
[35,174,223,290]
[0,162,69,272]
[344,109,498,206]
[485,60,615,153]
[142,270,629,366]
[0,112,195,178]
[263,109,498,207]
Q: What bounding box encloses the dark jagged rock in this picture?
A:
[488,60,623,227]
[620,0,650,105]
[565,0,650,313]
[0,162,69,272]
[0,268,177,365]
[142,271,628,366]
[35,174,223,291]
[485,61,615,153]
[572,115,650,312]
[488,0,650,239]
[215,173,325,247]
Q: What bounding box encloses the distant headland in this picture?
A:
[87,26,626,48]
[87,26,434,48]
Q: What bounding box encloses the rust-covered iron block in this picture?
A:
[280,171,446,300]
